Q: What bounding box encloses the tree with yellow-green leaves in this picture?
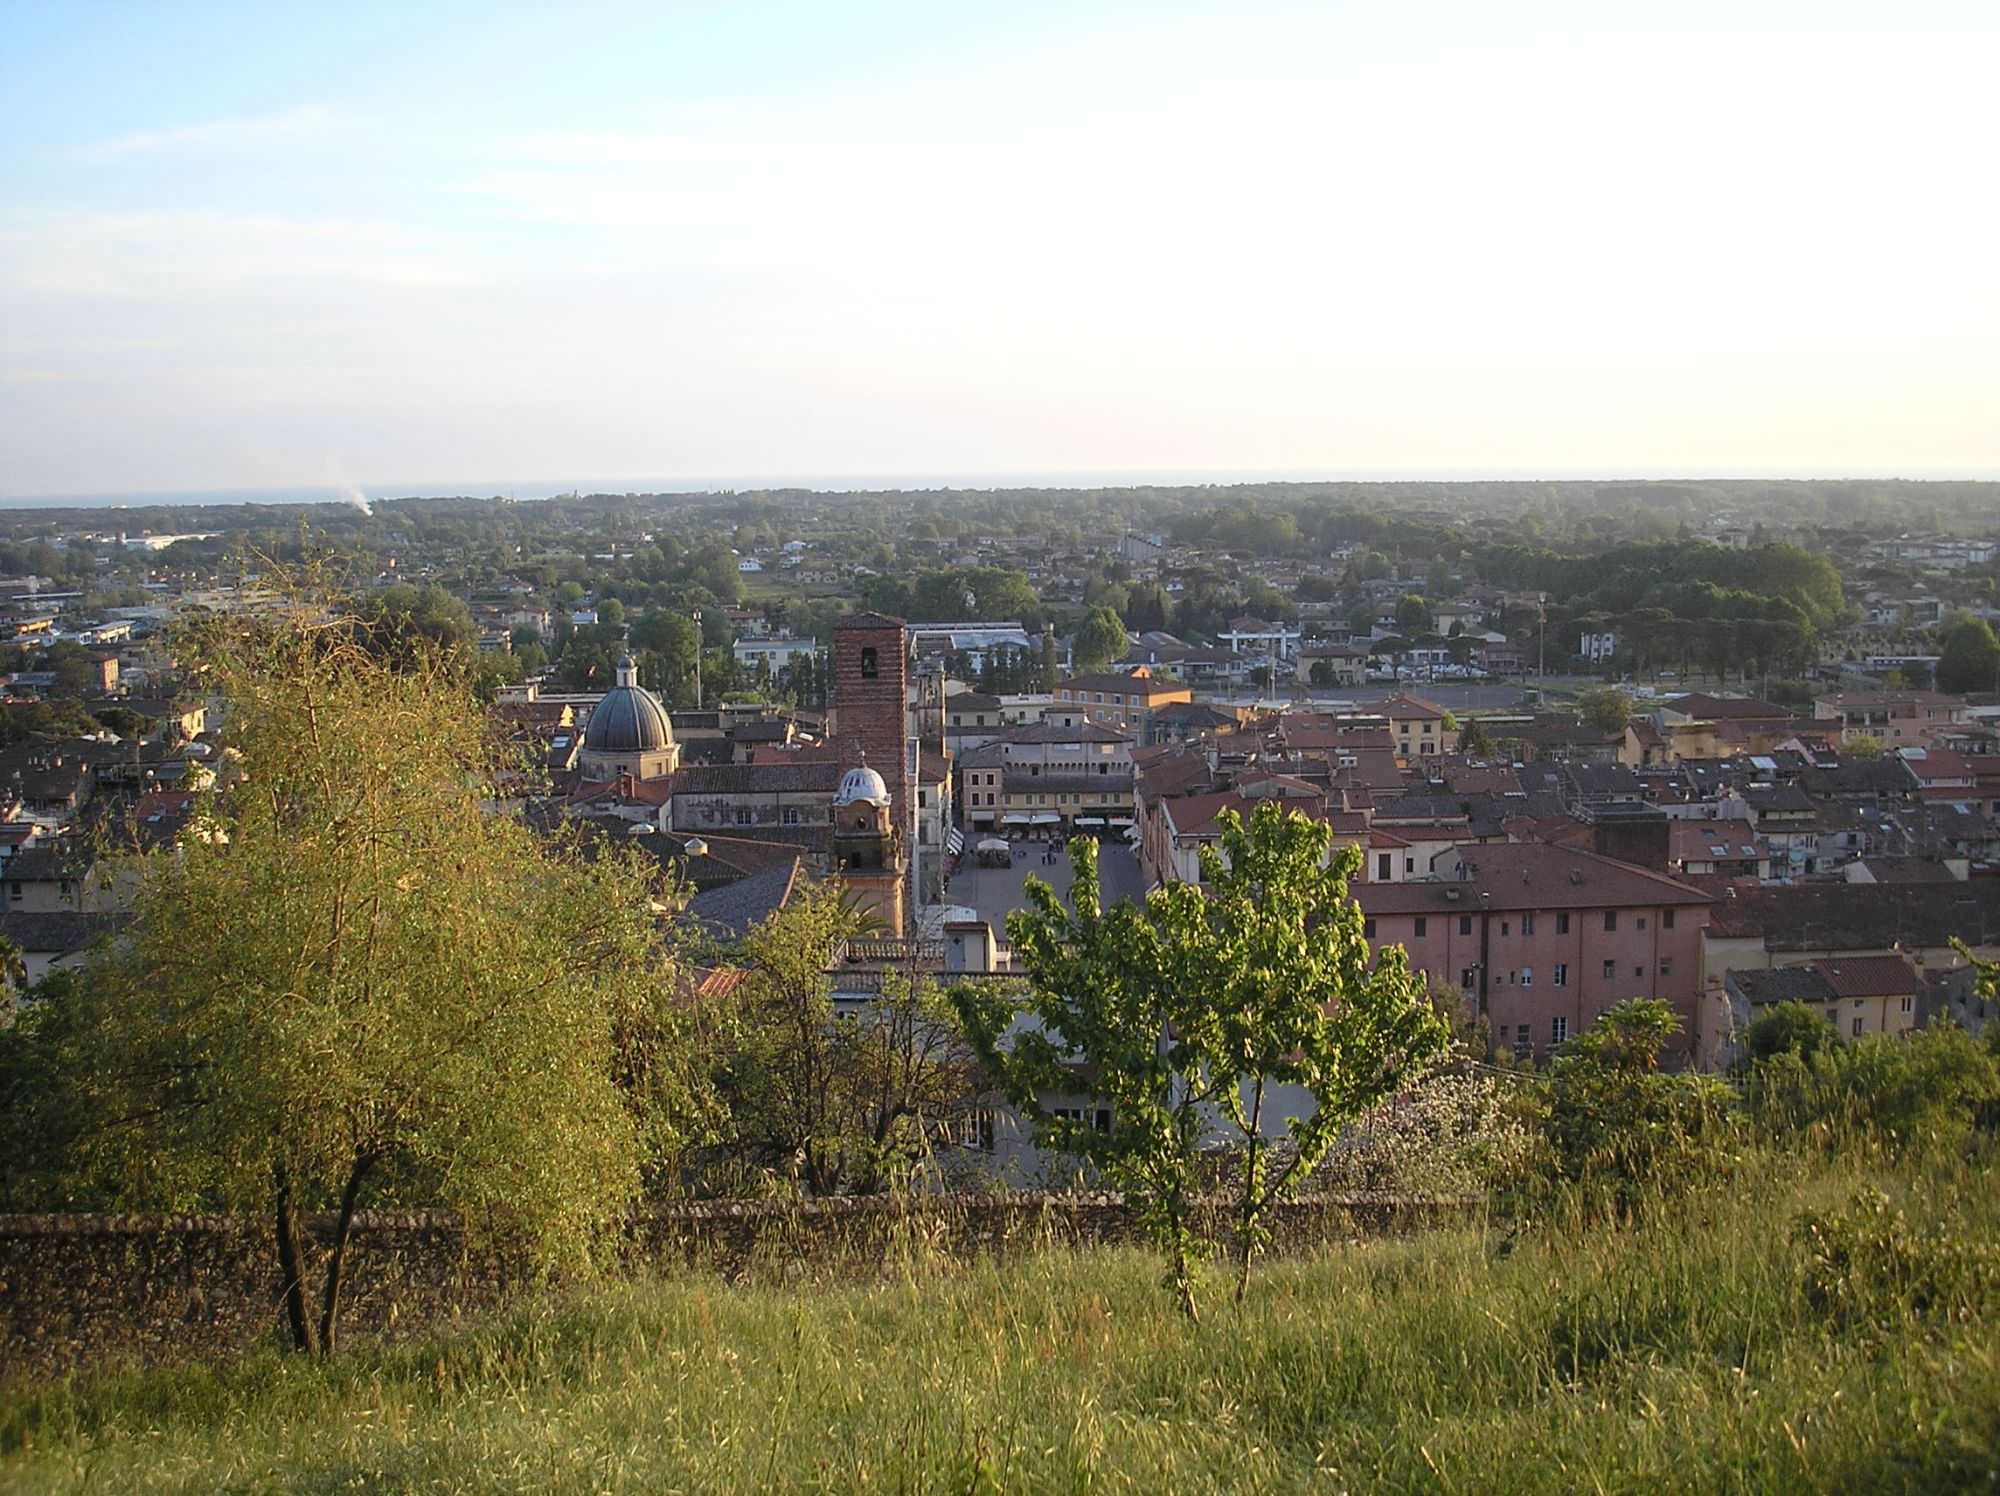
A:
[957,802,1448,1316]
[1,602,709,1355]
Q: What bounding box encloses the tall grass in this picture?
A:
[4,1157,1996,1493]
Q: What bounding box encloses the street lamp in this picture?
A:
[692,607,703,709]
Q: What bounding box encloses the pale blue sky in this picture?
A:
[3,0,1995,496]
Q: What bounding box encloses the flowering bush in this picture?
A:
[1305,1065,1540,1198]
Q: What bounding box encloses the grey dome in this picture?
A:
[586,658,673,753]
[835,764,890,806]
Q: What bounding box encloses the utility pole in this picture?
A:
[1537,592,1547,704]
[692,608,703,709]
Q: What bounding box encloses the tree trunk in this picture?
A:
[317,1150,375,1356]
[273,1163,319,1356]
[1236,1077,1266,1305]
[1172,1235,1201,1322]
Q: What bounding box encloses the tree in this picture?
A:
[4,609,700,1355]
[1578,686,1633,734]
[957,806,1447,1315]
[1542,1000,1734,1214]
[954,845,1211,1317]
[351,584,477,667]
[1741,1001,1838,1068]
[712,883,979,1195]
[1459,717,1495,757]
[1935,615,2000,695]
[1150,805,1447,1301]
[1393,594,1430,634]
[1845,733,1886,760]
[1072,606,1127,675]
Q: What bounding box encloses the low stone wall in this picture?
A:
[0,1193,1476,1382]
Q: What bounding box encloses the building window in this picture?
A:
[735,808,753,825]
[1604,911,1617,931]
[1521,967,1533,986]
[1636,916,1647,931]
[1557,912,1570,934]
[1602,959,1616,980]
[1635,965,1645,979]
[1363,919,1376,939]
[1414,917,1427,937]
[1461,968,1477,990]
[1501,921,1510,937]
[1459,915,1472,936]
[1551,1015,1568,1044]
[1553,963,1567,987]
[1900,995,1914,1014]
[1405,857,1415,874]
[1521,913,1535,936]
[1662,909,1675,929]
[1378,853,1392,881]
[860,647,878,679]
[1852,1017,1864,1037]
[1659,958,1672,977]
[782,807,800,826]
[1513,1024,1532,1059]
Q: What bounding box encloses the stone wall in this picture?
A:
[0,1193,1473,1382]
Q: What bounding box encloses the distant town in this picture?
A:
[1,476,1996,1093]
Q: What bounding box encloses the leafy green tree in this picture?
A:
[1150,805,1447,1300]
[1578,686,1633,734]
[1393,594,1430,634]
[1742,1001,1838,1068]
[1845,733,1886,760]
[1071,606,1128,675]
[1542,1000,1735,1215]
[1459,717,1495,756]
[958,805,1446,1315]
[1935,614,2000,695]
[712,883,980,1195]
[351,583,477,667]
[2,611,702,1355]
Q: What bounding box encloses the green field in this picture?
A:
[4,1160,1996,1494]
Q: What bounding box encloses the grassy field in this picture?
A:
[4,1161,1996,1493]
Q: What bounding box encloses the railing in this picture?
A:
[844,938,946,964]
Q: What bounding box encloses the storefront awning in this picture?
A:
[1031,813,1061,825]
[1002,814,1032,826]
[1075,816,1105,826]
[1108,817,1135,826]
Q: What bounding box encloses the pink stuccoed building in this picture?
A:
[1354,843,1713,1064]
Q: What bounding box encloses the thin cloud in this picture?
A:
[79,105,342,161]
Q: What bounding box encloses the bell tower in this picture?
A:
[829,750,905,934]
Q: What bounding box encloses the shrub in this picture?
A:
[1540,1000,1738,1214]
[1793,1186,2000,1337]
[1748,1023,2000,1159]
[1308,1066,1540,1198]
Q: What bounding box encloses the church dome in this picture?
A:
[585,656,674,754]
[835,763,891,807]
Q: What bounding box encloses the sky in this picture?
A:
[2,0,1996,498]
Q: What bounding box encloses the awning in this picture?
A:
[1108,817,1135,826]
[1002,814,1032,827]
[944,827,965,855]
[1076,816,1105,826]
[976,837,1011,853]
[1031,813,1061,825]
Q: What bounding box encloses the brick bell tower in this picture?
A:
[830,613,910,833]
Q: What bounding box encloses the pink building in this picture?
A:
[1354,843,1712,1063]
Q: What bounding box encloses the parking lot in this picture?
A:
[945,831,1150,935]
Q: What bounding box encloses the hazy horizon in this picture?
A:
[5,0,1996,495]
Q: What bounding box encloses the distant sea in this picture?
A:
[2,467,1989,510]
